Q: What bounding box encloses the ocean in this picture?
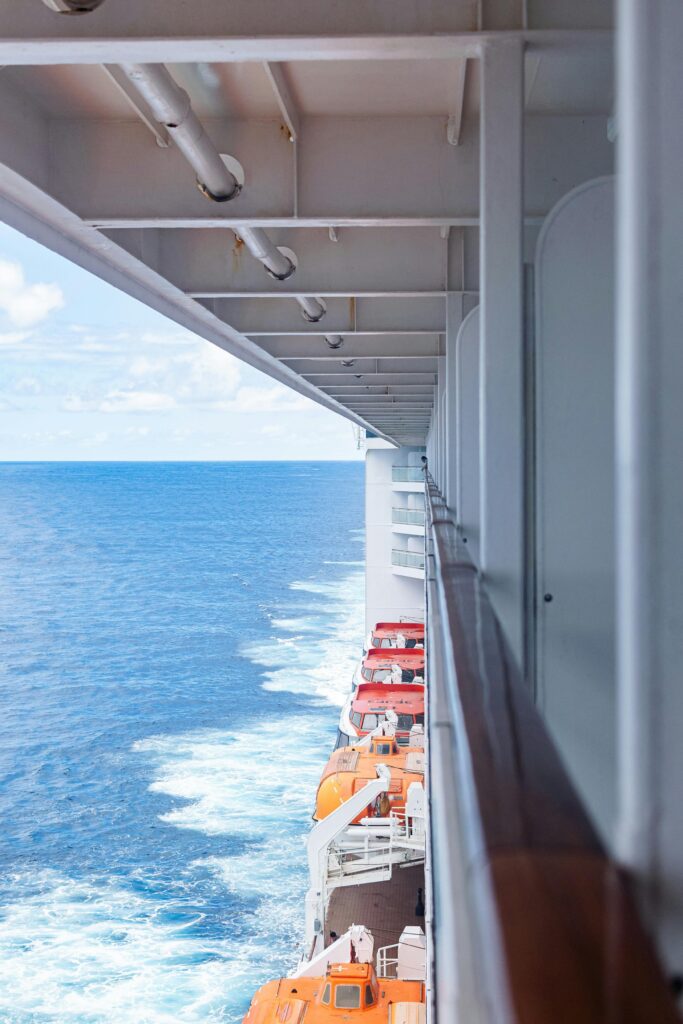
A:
[0,461,364,1023]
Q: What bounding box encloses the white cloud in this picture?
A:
[80,431,110,447]
[13,376,42,395]
[0,330,31,347]
[125,341,241,407]
[228,384,311,413]
[0,259,64,327]
[100,390,177,413]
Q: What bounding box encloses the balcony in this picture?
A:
[391,548,425,571]
[392,466,424,483]
[392,507,425,527]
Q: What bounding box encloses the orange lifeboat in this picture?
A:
[243,960,425,1023]
[314,732,425,823]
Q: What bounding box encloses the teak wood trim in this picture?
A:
[425,475,680,1023]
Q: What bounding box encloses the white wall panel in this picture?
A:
[456,307,480,566]
[535,176,615,841]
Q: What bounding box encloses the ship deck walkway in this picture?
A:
[325,862,424,952]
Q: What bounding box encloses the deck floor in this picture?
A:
[326,863,425,950]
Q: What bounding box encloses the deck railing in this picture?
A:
[424,473,680,1023]
[392,548,425,570]
[392,507,426,526]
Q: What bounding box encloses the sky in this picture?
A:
[0,223,362,461]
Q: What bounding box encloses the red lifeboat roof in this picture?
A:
[352,682,425,714]
[364,647,425,668]
[372,621,424,639]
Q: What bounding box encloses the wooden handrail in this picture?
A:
[425,474,680,1023]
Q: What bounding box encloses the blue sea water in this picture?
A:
[0,462,365,1023]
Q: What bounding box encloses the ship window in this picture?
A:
[374,669,391,681]
[397,714,413,730]
[406,638,417,648]
[362,667,372,681]
[321,983,331,1005]
[374,742,392,755]
[363,714,378,730]
[415,713,425,725]
[351,711,362,727]
[365,984,375,1006]
[381,638,392,648]
[335,984,361,1009]
[402,669,415,682]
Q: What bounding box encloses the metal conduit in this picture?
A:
[119,63,334,333]
[236,226,295,282]
[41,0,105,11]
[120,63,241,202]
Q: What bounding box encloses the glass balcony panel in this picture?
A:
[391,549,425,570]
[392,507,426,526]
[392,466,424,482]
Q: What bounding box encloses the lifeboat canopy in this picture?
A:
[314,739,425,822]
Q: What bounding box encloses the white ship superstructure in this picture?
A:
[2,2,683,1021]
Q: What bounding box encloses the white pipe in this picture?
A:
[120,63,241,202]
[120,64,334,329]
[42,0,104,10]
[296,294,326,323]
[237,226,295,281]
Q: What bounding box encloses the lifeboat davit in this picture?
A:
[314,727,425,823]
[243,925,426,1023]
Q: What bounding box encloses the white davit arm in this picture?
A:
[293,925,374,979]
[303,765,391,953]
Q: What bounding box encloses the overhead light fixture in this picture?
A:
[325,336,344,349]
[341,359,356,367]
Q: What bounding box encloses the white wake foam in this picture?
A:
[0,870,248,1023]
[242,569,364,706]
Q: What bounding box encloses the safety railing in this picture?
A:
[392,466,424,482]
[392,549,425,570]
[376,943,400,979]
[424,474,680,1023]
[392,507,426,526]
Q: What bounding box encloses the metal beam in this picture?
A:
[616,0,683,973]
[447,59,469,145]
[291,358,440,375]
[341,397,435,405]
[40,113,613,228]
[153,226,449,296]
[0,0,613,63]
[207,295,448,335]
[255,336,441,359]
[302,373,437,387]
[320,384,436,394]
[263,62,300,141]
[479,38,524,658]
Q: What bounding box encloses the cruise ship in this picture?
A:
[1,1,682,1020]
